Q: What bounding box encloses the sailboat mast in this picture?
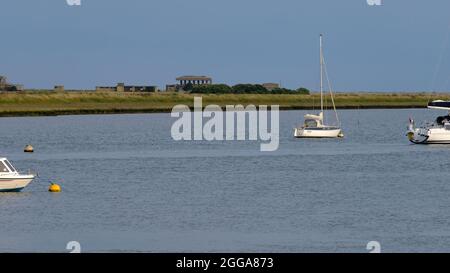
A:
[320,34,324,114]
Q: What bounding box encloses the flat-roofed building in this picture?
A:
[96,86,116,92]
[96,83,158,92]
[54,85,65,92]
[123,85,158,92]
[165,84,178,92]
[176,76,212,86]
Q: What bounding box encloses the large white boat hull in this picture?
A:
[0,175,35,192]
[427,128,450,143]
[294,127,342,138]
[408,127,450,144]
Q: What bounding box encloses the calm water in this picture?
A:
[1,109,450,253]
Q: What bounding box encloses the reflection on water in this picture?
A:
[1,109,450,252]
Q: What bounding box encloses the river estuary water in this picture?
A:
[1,109,450,252]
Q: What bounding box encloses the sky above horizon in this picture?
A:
[1,0,450,91]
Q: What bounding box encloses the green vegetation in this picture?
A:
[191,84,310,94]
[231,84,268,94]
[191,84,232,94]
[183,82,194,91]
[296,87,310,94]
[0,91,447,117]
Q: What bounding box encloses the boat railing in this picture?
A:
[418,121,442,129]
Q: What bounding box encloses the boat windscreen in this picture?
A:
[436,116,450,125]
[0,162,9,173]
[4,160,16,172]
[304,119,318,128]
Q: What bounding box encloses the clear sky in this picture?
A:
[1,0,450,91]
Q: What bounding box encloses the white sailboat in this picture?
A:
[294,34,343,138]
[406,27,450,144]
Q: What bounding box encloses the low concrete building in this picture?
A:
[96,86,116,92]
[96,83,158,92]
[13,84,24,91]
[54,85,65,92]
[116,83,125,92]
[165,84,178,92]
[123,85,159,92]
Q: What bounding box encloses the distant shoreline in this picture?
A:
[0,105,431,118]
[0,91,447,117]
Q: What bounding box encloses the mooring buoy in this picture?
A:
[24,145,34,153]
[49,183,61,192]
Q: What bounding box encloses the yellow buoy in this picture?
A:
[407,132,415,141]
[24,145,34,153]
[49,183,61,192]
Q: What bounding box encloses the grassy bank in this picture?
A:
[0,91,448,117]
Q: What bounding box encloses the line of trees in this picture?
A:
[189,84,310,94]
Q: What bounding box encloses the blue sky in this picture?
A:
[1,0,450,91]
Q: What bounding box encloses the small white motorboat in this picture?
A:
[407,100,450,144]
[294,34,343,139]
[0,157,35,192]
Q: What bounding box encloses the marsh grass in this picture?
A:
[0,91,448,116]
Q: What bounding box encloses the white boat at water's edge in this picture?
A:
[407,100,450,144]
[294,34,343,139]
[294,112,342,138]
[0,157,35,192]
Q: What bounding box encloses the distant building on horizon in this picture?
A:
[0,75,24,91]
[96,83,159,92]
[166,75,212,92]
[176,75,212,86]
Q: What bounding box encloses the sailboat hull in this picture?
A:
[294,127,342,138]
[408,127,450,144]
